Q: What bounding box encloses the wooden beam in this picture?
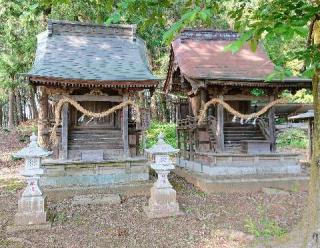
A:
[54,95,123,102]
[60,103,69,160]
[122,91,130,157]
[224,94,270,101]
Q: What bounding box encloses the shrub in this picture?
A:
[276,128,308,149]
[146,121,177,148]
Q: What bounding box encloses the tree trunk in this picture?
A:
[29,86,38,119]
[0,103,2,128]
[15,87,23,124]
[8,89,15,129]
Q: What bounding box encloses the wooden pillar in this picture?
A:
[60,103,69,160]
[190,93,201,117]
[122,91,130,157]
[216,95,225,152]
[38,87,49,148]
[200,88,208,110]
[268,96,276,152]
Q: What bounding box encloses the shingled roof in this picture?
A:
[26,20,158,88]
[164,29,311,92]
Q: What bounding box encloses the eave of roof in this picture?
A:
[28,76,158,88]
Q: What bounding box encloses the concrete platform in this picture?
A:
[41,157,149,187]
[174,167,309,193]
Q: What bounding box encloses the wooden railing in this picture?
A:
[256,117,270,140]
[177,115,218,153]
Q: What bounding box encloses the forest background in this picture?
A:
[0,0,314,129]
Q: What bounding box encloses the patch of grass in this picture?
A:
[170,179,185,191]
[0,239,24,248]
[74,215,85,226]
[0,179,25,192]
[53,212,68,224]
[290,182,300,193]
[277,128,308,149]
[244,205,286,238]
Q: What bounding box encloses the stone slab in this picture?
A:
[6,223,51,233]
[72,193,121,205]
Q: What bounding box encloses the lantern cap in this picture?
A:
[145,133,179,155]
[15,133,52,158]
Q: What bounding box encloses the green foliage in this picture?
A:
[277,128,308,149]
[227,0,320,78]
[146,121,177,148]
[244,205,287,238]
[281,89,313,103]
[251,88,265,96]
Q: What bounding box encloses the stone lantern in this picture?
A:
[7,133,52,232]
[144,133,182,218]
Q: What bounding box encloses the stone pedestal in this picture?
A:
[144,133,182,218]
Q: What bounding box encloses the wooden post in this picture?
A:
[60,103,69,160]
[122,91,130,157]
[216,95,225,152]
[268,96,276,152]
[38,87,49,148]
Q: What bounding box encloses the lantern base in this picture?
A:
[8,194,50,231]
[144,187,184,219]
[143,205,184,219]
[7,223,51,233]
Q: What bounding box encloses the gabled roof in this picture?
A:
[26,20,158,88]
[164,29,311,92]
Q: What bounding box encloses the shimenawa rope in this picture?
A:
[50,97,140,146]
[198,98,287,124]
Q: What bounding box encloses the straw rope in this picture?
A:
[50,97,140,146]
[198,98,287,124]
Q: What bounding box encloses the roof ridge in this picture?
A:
[48,19,136,39]
[180,29,239,42]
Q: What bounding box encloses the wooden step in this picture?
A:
[68,144,124,150]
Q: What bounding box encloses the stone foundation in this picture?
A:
[178,152,302,177]
[41,157,149,187]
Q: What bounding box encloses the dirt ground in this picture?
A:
[0,131,308,248]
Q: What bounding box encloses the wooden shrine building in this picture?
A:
[25,20,159,187]
[164,29,312,186]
